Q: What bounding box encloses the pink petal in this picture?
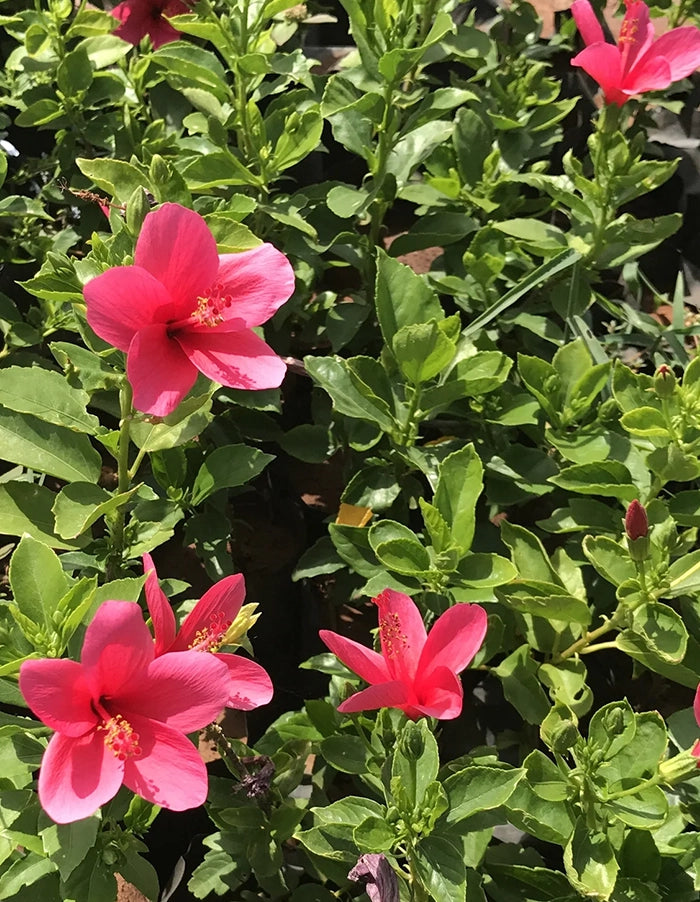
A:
[417,603,487,683]
[134,204,218,318]
[373,590,427,684]
[143,554,177,655]
[337,680,410,714]
[175,327,287,391]
[694,682,700,726]
[123,716,210,810]
[319,630,390,684]
[618,2,655,74]
[571,43,626,105]
[643,27,700,80]
[415,666,464,720]
[127,322,198,416]
[622,54,672,95]
[84,265,173,352]
[214,244,295,329]
[215,654,274,710]
[692,739,700,761]
[112,1,149,46]
[38,731,124,824]
[118,649,229,732]
[80,602,154,699]
[175,574,246,652]
[571,0,605,47]
[19,659,97,738]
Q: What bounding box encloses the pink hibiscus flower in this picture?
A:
[319,589,487,720]
[571,0,700,106]
[83,203,295,416]
[692,684,700,761]
[112,0,191,49]
[19,601,230,823]
[143,554,273,711]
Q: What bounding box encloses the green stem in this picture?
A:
[555,610,624,662]
[398,384,423,448]
[106,382,133,580]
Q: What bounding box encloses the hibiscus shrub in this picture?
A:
[2,1,700,901]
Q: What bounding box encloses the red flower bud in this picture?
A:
[625,499,648,541]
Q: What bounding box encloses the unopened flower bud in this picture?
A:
[625,500,648,541]
[549,719,580,753]
[654,364,677,399]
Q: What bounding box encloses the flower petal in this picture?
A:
[175,327,287,391]
[415,666,464,720]
[134,204,218,317]
[622,53,671,95]
[618,2,655,74]
[214,654,274,710]
[175,574,246,652]
[143,554,177,655]
[214,244,295,328]
[84,265,173,352]
[19,659,97,737]
[337,680,410,714]
[373,590,427,684]
[127,322,198,416]
[118,650,229,732]
[694,682,700,727]
[571,43,625,105]
[38,731,124,824]
[571,0,605,47]
[81,601,154,699]
[123,716,209,810]
[417,603,487,683]
[319,630,390,684]
[649,27,700,80]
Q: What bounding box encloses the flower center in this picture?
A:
[100,714,142,761]
[188,610,232,653]
[378,611,408,659]
[190,282,234,328]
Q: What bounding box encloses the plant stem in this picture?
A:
[106,381,134,580]
[556,611,624,662]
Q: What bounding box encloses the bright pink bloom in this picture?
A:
[693,684,700,762]
[143,554,273,711]
[571,0,700,106]
[19,601,229,823]
[83,203,295,416]
[319,589,487,720]
[112,0,191,49]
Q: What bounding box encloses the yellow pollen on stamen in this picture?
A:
[379,611,408,659]
[618,17,638,43]
[100,714,142,761]
[188,610,232,653]
[190,282,234,327]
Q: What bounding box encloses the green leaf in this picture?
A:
[523,750,569,802]
[605,785,668,830]
[392,719,439,810]
[374,538,432,576]
[620,406,671,439]
[433,445,483,553]
[129,395,213,452]
[0,408,101,483]
[52,483,139,540]
[9,535,68,628]
[454,553,517,588]
[393,321,456,384]
[304,356,396,432]
[374,250,444,348]
[414,833,466,902]
[564,818,618,901]
[180,151,262,190]
[443,765,525,824]
[496,580,591,625]
[583,536,636,587]
[329,524,382,578]
[616,602,688,665]
[190,444,274,506]
[0,368,101,434]
[40,817,99,881]
[0,482,84,549]
[666,549,700,597]
[493,645,550,724]
[319,735,368,774]
[0,854,57,900]
[273,107,323,172]
[550,461,638,503]
[76,157,149,202]
[453,108,493,187]
[57,45,93,95]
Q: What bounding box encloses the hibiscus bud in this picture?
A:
[549,719,580,754]
[658,747,700,784]
[126,186,151,235]
[654,364,677,399]
[348,854,399,902]
[625,500,648,541]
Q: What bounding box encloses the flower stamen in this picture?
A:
[189,610,232,653]
[100,714,142,761]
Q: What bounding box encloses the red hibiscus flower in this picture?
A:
[83,203,295,416]
[319,589,487,720]
[144,554,273,711]
[571,0,700,106]
[112,0,191,50]
[19,601,230,823]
